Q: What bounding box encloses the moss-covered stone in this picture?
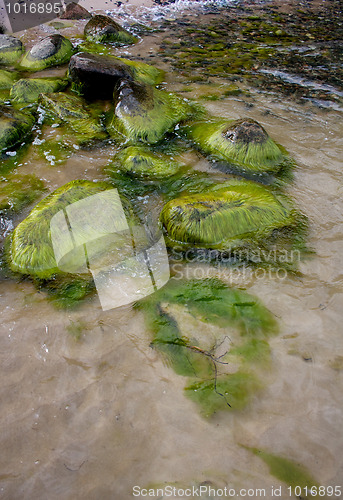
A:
[38,92,107,144]
[20,35,74,71]
[10,77,68,104]
[160,179,298,252]
[107,79,198,144]
[0,70,18,90]
[0,174,45,213]
[113,145,186,180]
[185,118,292,175]
[84,15,137,45]
[0,104,35,152]
[0,35,24,65]
[7,179,133,279]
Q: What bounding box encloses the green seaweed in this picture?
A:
[184,118,293,175]
[44,275,96,309]
[0,35,24,65]
[185,372,262,416]
[7,179,133,279]
[0,174,45,213]
[0,105,35,153]
[0,70,18,90]
[38,92,107,144]
[160,178,300,254]
[10,77,68,104]
[112,145,186,181]
[247,448,320,497]
[137,277,278,415]
[106,80,199,145]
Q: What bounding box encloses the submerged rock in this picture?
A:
[10,77,68,103]
[20,35,74,71]
[114,145,185,180]
[0,104,35,152]
[186,118,292,175]
[0,35,24,65]
[59,2,91,19]
[107,79,197,144]
[7,180,133,279]
[38,92,107,144]
[160,179,298,251]
[84,15,137,45]
[0,174,45,213]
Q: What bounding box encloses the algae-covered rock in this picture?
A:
[0,35,24,65]
[107,80,197,144]
[20,35,74,71]
[10,77,68,104]
[0,174,45,213]
[0,70,18,90]
[0,104,35,152]
[68,52,163,99]
[38,92,107,144]
[114,145,185,180]
[84,15,137,45]
[186,118,292,175]
[7,180,133,279]
[160,179,298,251]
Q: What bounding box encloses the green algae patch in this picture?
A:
[114,57,165,86]
[0,105,35,153]
[0,174,45,213]
[10,77,68,104]
[137,277,278,415]
[84,15,137,45]
[0,70,18,90]
[7,180,125,279]
[160,179,299,254]
[44,275,96,309]
[185,118,292,175]
[247,448,320,497]
[20,35,74,71]
[38,92,107,144]
[185,372,262,416]
[107,80,199,145]
[113,145,186,181]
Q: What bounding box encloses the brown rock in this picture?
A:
[59,2,91,20]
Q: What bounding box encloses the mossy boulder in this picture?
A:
[0,35,24,65]
[20,35,74,71]
[10,77,68,104]
[0,174,45,213]
[160,179,298,252]
[7,180,134,279]
[0,70,18,90]
[114,145,186,180]
[0,104,35,152]
[38,92,107,144]
[185,118,292,175]
[84,15,137,45]
[107,79,198,144]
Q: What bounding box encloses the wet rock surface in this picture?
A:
[59,2,92,20]
[20,34,74,71]
[84,14,137,45]
[68,52,134,99]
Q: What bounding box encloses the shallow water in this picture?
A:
[0,2,343,499]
